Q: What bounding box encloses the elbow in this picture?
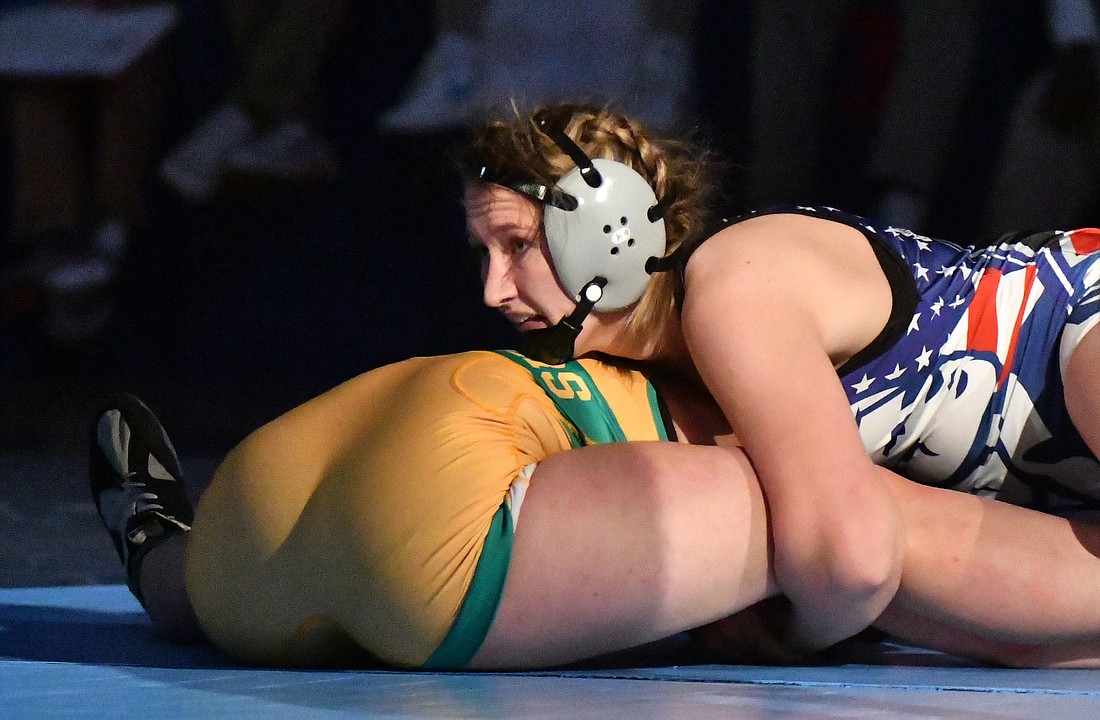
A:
[839,546,902,609]
[827,485,907,611]
[770,469,908,629]
[778,535,904,617]
[825,529,904,614]
[789,525,903,620]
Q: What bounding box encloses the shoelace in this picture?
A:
[121,474,165,514]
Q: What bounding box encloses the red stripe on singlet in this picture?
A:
[967,268,1002,354]
[1070,229,1100,254]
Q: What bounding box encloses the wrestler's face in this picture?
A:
[465,183,578,333]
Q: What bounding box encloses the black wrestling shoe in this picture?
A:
[90,392,193,606]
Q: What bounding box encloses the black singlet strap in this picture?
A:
[675,206,920,377]
[834,234,919,377]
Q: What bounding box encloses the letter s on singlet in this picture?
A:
[539,371,592,401]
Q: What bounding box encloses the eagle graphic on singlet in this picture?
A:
[725,206,1100,512]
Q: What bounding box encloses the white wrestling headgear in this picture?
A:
[535,116,668,312]
[544,158,667,311]
[476,113,673,362]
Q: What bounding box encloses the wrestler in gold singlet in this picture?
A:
[185,350,673,668]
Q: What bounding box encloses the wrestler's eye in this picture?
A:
[508,236,533,256]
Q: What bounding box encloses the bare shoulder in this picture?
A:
[682,213,892,361]
[686,214,875,299]
[689,213,873,275]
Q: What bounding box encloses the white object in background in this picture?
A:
[0,3,177,78]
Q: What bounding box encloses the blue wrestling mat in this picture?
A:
[3,585,1100,719]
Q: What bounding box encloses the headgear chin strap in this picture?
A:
[520,278,606,364]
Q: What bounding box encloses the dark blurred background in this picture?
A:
[0,0,1083,585]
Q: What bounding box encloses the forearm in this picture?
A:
[678,238,908,651]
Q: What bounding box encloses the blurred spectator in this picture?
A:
[981,0,1100,237]
[0,1,174,343]
[746,0,989,231]
[377,0,700,134]
[158,0,347,203]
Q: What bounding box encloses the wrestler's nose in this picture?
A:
[481,255,516,309]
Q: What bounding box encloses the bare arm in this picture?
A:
[693,466,1100,668]
[680,215,903,653]
[882,472,1100,667]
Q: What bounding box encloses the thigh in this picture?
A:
[470,441,777,669]
[886,472,1100,649]
[876,605,1100,669]
[1065,322,1100,459]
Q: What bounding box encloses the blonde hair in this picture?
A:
[459,102,717,354]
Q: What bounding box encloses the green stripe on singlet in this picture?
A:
[494,350,632,445]
[646,380,673,442]
[422,504,512,669]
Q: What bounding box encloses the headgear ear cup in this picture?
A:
[471,111,670,362]
[543,159,667,310]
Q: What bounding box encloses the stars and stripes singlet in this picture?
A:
[724,206,1100,511]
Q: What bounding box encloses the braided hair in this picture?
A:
[460,102,718,352]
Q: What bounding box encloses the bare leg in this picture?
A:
[876,605,1100,669]
[139,534,204,643]
[882,472,1100,666]
[690,465,1100,668]
[1064,323,1100,465]
[471,441,777,669]
[874,605,1027,666]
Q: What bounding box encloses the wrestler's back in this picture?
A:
[185,352,576,667]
